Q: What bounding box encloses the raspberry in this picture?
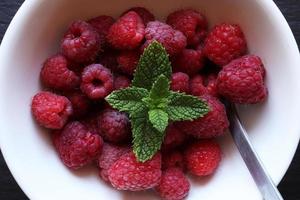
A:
[114,74,131,90]
[81,115,101,135]
[122,7,155,24]
[162,151,185,171]
[117,50,140,76]
[61,20,101,63]
[184,140,221,176]
[172,48,205,76]
[204,23,247,66]
[217,55,267,104]
[98,49,119,73]
[107,11,145,50]
[98,143,130,181]
[162,124,186,151]
[170,72,190,93]
[88,15,115,46]
[167,9,207,46]
[108,152,162,191]
[80,64,114,99]
[53,121,103,169]
[40,54,80,91]
[155,168,190,200]
[31,92,73,129]
[98,109,131,143]
[206,74,219,97]
[189,75,207,97]
[177,95,229,138]
[66,91,91,118]
[145,21,187,56]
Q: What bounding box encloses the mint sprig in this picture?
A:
[106,41,209,162]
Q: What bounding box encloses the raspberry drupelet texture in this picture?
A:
[107,11,145,50]
[155,168,190,200]
[189,75,207,97]
[217,55,267,104]
[122,7,155,24]
[31,91,73,129]
[61,20,101,63]
[162,151,185,171]
[40,54,80,91]
[66,91,91,118]
[53,121,103,169]
[177,95,229,138]
[114,74,131,90]
[117,50,140,76]
[98,143,130,182]
[144,21,187,56]
[167,9,207,47]
[88,15,115,46]
[206,74,219,97]
[172,48,205,76]
[170,72,190,94]
[81,115,101,135]
[80,64,113,100]
[98,109,131,143]
[108,152,162,191]
[162,124,186,151]
[184,140,221,176]
[204,23,247,66]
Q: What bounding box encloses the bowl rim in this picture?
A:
[0,0,300,199]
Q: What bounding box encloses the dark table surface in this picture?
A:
[0,0,300,199]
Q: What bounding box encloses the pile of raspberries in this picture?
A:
[31,7,267,200]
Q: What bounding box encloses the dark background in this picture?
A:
[0,0,299,199]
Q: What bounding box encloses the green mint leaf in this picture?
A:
[148,109,169,133]
[131,106,165,162]
[105,87,149,114]
[166,92,210,121]
[132,41,172,90]
[149,75,170,100]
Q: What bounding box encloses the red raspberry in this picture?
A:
[184,140,221,176]
[80,64,113,100]
[177,95,229,138]
[173,48,205,76]
[155,168,190,200]
[53,121,103,169]
[114,74,131,90]
[88,15,115,46]
[40,54,80,91]
[61,20,101,63]
[98,109,131,143]
[31,92,73,129]
[217,55,267,104]
[204,23,247,66]
[117,50,140,76]
[145,21,187,56]
[98,49,119,73]
[108,152,162,191]
[167,9,207,46]
[189,75,207,97]
[81,115,101,135]
[206,74,218,97]
[98,143,130,182]
[66,91,91,118]
[107,11,145,50]
[162,124,186,151]
[122,7,155,24]
[170,72,190,93]
[162,151,185,171]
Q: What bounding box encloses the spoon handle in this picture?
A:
[226,102,284,200]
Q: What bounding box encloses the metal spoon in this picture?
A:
[225,101,284,200]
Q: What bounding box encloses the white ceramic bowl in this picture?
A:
[0,0,300,199]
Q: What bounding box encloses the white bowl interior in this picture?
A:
[0,0,300,199]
